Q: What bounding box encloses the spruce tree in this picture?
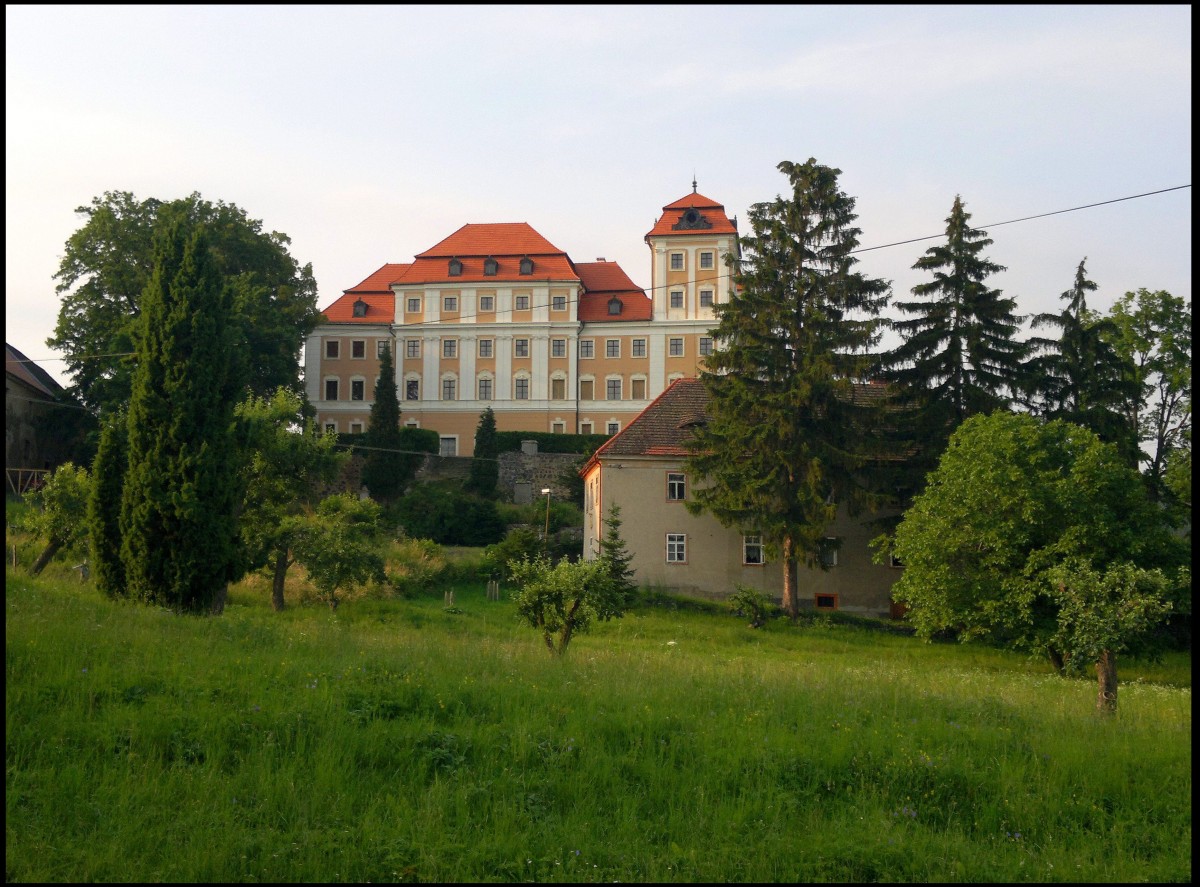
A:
[361,342,405,502]
[87,415,128,598]
[119,220,240,613]
[1021,258,1138,463]
[597,503,637,611]
[466,407,499,496]
[685,159,891,617]
[879,195,1025,473]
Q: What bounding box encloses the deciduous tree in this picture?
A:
[685,158,891,618]
[50,191,318,415]
[509,555,626,656]
[22,462,91,575]
[291,493,386,611]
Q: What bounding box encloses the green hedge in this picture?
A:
[336,427,440,454]
[494,431,610,455]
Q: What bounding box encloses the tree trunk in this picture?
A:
[209,583,228,615]
[1046,646,1067,674]
[30,538,64,576]
[271,550,290,612]
[781,535,798,619]
[1096,649,1118,714]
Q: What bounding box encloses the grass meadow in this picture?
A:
[5,561,1192,882]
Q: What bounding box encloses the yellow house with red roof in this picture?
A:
[305,184,738,456]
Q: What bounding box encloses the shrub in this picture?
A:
[728,584,778,628]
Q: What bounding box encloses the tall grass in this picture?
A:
[6,569,1191,882]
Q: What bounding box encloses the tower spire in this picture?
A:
[692,172,697,194]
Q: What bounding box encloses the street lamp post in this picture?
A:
[541,488,552,552]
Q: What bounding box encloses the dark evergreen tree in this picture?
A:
[685,158,891,618]
[879,195,1025,473]
[87,414,128,598]
[119,220,240,613]
[1021,258,1139,464]
[597,503,637,610]
[465,407,499,496]
[361,343,406,502]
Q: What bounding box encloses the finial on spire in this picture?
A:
[692,172,697,194]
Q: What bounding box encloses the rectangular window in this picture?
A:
[351,379,365,401]
[515,378,530,400]
[406,380,419,401]
[350,421,363,434]
[324,379,338,401]
[515,338,530,358]
[632,338,646,357]
[442,339,457,359]
[351,340,366,359]
[442,379,456,401]
[580,421,593,435]
[478,378,493,400]
[815,593,839,611]
[606,339,620,358]
[669,338,684,357]
[551,338,566,358]
[377,340,390,358]
[406,340,420,359]
[670,291,683,309]
[743,534,764,565]
[631,378,646,400]
[515,294,530,311]
[439,437,457,457]
[666,533,687,563]
[579,339,594,359]
[699,289,714,307]
[552,295,566,311]
[479,295,495,312]
[607,422,619,435]
[699,337,713,356]
[820,537,840,568]
[324,422,337,434]
[666,472,685,501]
[552,421,565,434]
[579,379,594,401]
[325,340,339,359]
[670,253,684,271]
[606,378,622,400]
[478,339,493,358]
[551,378,565,400]
[444,296,458,312]
[406,297,421,314]
[700,251,714,269]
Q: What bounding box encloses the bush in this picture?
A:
[482,527,543,581]
[393,485,506,546]
[728,584,778,628]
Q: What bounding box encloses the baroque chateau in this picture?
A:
[305,184,738,456]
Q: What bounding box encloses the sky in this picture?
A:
[6,4,1192,390]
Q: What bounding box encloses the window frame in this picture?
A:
[477,376,493,401]
[605,378,622,401]
[406,297,422,314]
[376,340,391,358]
[605,338,620,358]
[405,339,421,360]
[669,252,684,271]
[699,336,714,356]
[441,377,457,401]
[632,338,647,358]
[442,339,458,359]
[552,295,566,311]
[514,338,530,358]
[666,471,686,501]
[443,296,458,313]
[514,294,531,311]
[669,290,684,309]
[324,378,339,401]
[350,378,366,401]
[479,295,495,313]
[699,251,714,270]
[579,339,594,359]
[325,340,340,360]
[743,534,764,566]
[669,337,684,357]
[551,338,566,358]
[666,533,687,564]
[699,289,714,308]
[351,339,366,359]
[514,376,530,400]
[477,338,494,359]
[579,378,594,401]
[550,377,566,400]
[405,379,419,401]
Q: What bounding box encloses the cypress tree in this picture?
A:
[361,342,406,501]
[685,159,891,618]
[879,195,1025,473]
[87,414,128,598]
[466,407,499,496]
[119,220,240,613]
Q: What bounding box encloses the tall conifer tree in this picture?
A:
[685,159,890,618]
[879,195,1024,472]
[119,220,240,613]
[466,407,499,496]
[361,342,405,501]
[87,414,128,598]
[1021,258,1138,463]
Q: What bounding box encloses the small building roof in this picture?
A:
[576,261,652,322]
[645,190,738,239]
[6,343,63,399]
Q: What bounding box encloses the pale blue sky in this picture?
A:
[6,4,1191,387]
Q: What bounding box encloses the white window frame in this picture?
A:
[552,295,567,312]
[743,534,764,566]
[324,377,339,401]
[405,377,420,401]
[442,339,458,359]
[579,377,595,401]
[443,296,458,312]
[349,421,364,434]
[551,338,566,358]
[666,472,685,501]
[669,337,684,357]
[406,339,421,359]
[699,337,714,356]
[477,376,494,401]
[350,377,366,401]
[606,421,620,435]
[550,375,567,400]
[666,533,687,563]
[605,339,620,358]
[669,291,684,309]
[377,340,390,358]
[514,376,531,400]
[632,338,647,358]
[699,251,714,270]
[670,252,684,271]
[441,377,457,401]
[699,289,714,308]
[325,340,340,359]
[515,338,530,358]
[479,295,495,312]
[514,294,531,311]
[605,377,622,401]
[350,339,366,359]
[406,297,421,314]
[630,376,647,400]
[579,339,595,359]
[478,338,493,359]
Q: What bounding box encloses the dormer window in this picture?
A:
[352,298,367,318]
[448,258,463,277]
[483,257,498,276]
[608,297,623,316]
[519,256,534,275]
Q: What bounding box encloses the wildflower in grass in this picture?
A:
[667,640,677,647]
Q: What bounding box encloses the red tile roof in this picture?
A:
[345,263,410,295]
[646,191,738,239]
[396,254,579,286]
[576,261,652,322]
[319,292,396,323]
[415,222,566,258]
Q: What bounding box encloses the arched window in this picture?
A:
[352,298,367,317]
[608,297,623,315]
[483,257,498,276]
[519,256,534,275]
[448,258,463,277]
